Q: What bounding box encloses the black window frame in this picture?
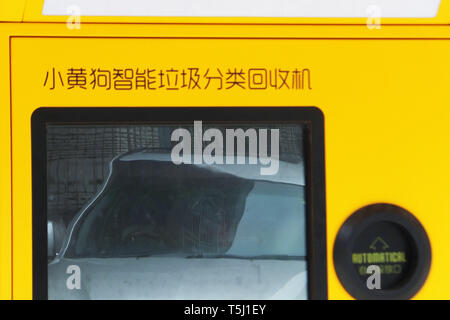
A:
[31,106,327,300]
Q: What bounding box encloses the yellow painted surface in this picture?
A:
[0,32,11,300]
[0,0,26,22]
[1,0,450,300]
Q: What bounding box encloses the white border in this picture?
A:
[42,0,441,18]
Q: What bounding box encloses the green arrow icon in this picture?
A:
[369,237,389,251]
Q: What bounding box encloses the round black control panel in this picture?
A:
[333,203,431,300]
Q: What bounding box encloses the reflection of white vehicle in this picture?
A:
[48,150,308,299]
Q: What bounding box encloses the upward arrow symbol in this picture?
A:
[369,237,389,251]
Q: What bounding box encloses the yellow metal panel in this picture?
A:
[4,20,450,299]
[1,0,450,299]
[0,0,26,22]
[0,33,11,300]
